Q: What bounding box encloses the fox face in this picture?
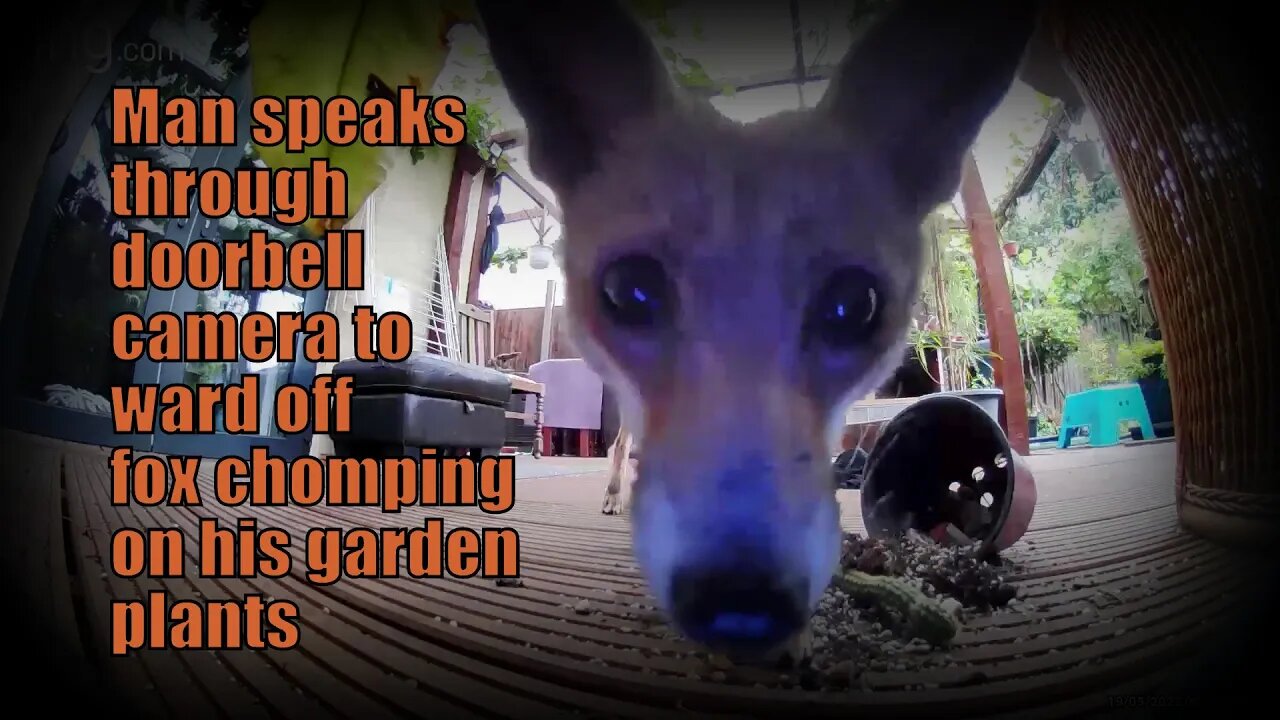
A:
[476,0,1038,659]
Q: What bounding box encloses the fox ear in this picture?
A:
[819,1,1040,215]
[474,0,678,196]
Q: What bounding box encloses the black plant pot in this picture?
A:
[1137,375,1175,438]
[861,393,1020,557]
[1136,352,1174,438]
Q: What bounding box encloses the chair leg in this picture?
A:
[1058,397,1080,449]
[1057,424,1072,449]
[1093,403,1122,447]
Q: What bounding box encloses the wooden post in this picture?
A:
[539,278,556,362]
[464,167,499,305]
[442,145,485,298]
[960,152,1030,455]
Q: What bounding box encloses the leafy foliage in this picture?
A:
[1002,141,1123,256]
[1076,337,1166,385]
[1005,139,1148,330]
[1048,205,1148,325]
[629,0,737,95]
[489,247,528,272]
[414,95,503,166]
[1076,339,1127,386]
[249,0,461,231]
[1117,338,1167,380]
[912,215,994,390]
[1017,305,1080,378]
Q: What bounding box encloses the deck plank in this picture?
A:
[11,432,1254,718]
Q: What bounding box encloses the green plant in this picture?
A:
[912,215,994,390]
[1036,416,1057,436]
[832,570,959,646]
[1117,338,1167,380]
[1077,338,1127,386]
[909,327,998,391]
[488,247,527,271]
[1049,206,1148,328]
[1077,337,1167,386]
[489,203,559,274]
[1017,305,1081,377]
[415,96,503,166]
[1002,128,1124,260]
[1003,123,1150,332]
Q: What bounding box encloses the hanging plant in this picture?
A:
[524,209,558,270]
[489,247,527,271]
[409,93,503,166]
[528,243,553,269]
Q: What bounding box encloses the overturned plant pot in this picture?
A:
[860,393,1037,556]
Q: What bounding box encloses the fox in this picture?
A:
[475,0,1040,661]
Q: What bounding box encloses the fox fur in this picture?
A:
[475,0,1039,661]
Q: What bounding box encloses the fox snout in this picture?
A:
[630,442,842,659]
[670,565,808,656]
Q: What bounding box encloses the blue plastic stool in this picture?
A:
[1057,383,1156,448]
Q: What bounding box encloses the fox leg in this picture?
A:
[601,426,632,515]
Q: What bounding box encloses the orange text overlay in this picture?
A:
[110,514,518,655]
[109,305,410,366]
[102,82,518,660]
[108,447,515,514]
[112,229,365,291]
[109,87,466,224]
[111,374,354,436]
[107,447,520,655]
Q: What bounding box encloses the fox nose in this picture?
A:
[669,565,808,657]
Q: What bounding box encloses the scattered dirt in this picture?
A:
[551,530,1029,692]
[802,531,1025,690]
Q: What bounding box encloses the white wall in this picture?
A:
[309,144,458,457]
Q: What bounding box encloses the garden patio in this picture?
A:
[8,429,1261,718]
[1,1,1274,718]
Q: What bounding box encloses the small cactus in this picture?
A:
[832,570,959,647]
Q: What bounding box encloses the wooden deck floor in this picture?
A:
[3,431,1265,718]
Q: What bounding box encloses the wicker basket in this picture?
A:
[1046,2,1279,545]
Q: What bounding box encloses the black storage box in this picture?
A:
[329,355,513,458]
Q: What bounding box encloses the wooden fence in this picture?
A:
[491,305,576,372]
[1026,314,1138,426]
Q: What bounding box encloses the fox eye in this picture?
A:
[598,253,674,328]
[804,266,883,349]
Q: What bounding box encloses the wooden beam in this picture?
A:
[498,208,547,225]
[501,165,563,222]
[994,106,1068,230]
[960,152,1029,456]
[539,279,556,362]
[688,63,840,97]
